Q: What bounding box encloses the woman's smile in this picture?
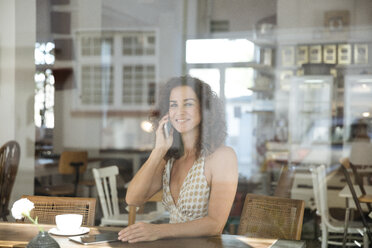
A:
[169,86,201,134]
[175,118,189,123]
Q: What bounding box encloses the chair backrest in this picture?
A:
[59,151,88,196]
[310,165,330,221]
[92,166,120,219]
[58,151,88,175]
[274,164,295,198]
[349,142,372,166]
[342,142,372,212]
[21,195,96,226]
[0,141,20,221]
[237,193,305,240]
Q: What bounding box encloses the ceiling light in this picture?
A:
[304,79,324,84]
[141,120,153,133]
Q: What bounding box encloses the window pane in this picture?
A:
[224,68,254,99]
[186,39,254,63]
[189,68,220,96]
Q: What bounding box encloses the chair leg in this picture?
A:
[313,212,317,240]
[71,162,83,196]
[321,223,328,248]
[342,207,350,248]
[363,228,369,248]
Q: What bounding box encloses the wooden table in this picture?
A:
[35,149,151,178]
[98,148,151,174]
[0,222,306,248]
[338,185,372,210]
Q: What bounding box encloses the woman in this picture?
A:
[118,76,238,243]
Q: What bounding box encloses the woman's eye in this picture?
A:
[169,103,177,108]
[185,102,194,107]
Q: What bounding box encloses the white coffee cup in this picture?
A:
[55,214,83,233]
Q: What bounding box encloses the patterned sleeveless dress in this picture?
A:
[162,156,210,223]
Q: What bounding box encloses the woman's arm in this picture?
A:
[125,149,166,205]
[119,146,238,242]
[126,115,173,205]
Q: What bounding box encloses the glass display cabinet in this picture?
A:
[288,75,333,165]
[344,75,372,143]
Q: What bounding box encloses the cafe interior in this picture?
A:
[1,0,372,247]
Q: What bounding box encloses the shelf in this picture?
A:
[299,101,331,104]
[248,87,274,92]
[246,62,274,75]
[266,142,290,151]
[335,64,372,69]
[251,38,276,48]
[299,111,324,114]
[277,65,301,70]
[249,110,274,114]
[53,61,73,69]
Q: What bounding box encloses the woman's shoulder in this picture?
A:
[208,145,236,158]
[205,145,237,167]
[204,145,238,181]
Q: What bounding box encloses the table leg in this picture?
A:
[132,155,140,175]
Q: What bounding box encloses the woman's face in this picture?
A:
[168,86,201,134]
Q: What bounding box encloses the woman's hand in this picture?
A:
[154,114,173,152]
[118,222,161,243]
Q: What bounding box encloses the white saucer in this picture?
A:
[48,227,90,236]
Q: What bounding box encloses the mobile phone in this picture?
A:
[69,232,119,245]
[163,121,172,138]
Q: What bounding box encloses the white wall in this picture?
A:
[0,0,36,217]
[53,0,185,152]
[277,0,372,29]
[50,0,372,156]
[212,0,276,31]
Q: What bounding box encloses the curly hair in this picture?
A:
[155,75,227,160]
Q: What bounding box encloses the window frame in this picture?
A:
[74,29,159,112]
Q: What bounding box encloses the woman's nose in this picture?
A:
[176,105,186,113]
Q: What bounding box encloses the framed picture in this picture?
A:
[281,46,295,67]
[338,44,351,64]
[296,46,308,66]
[330,68,337,78]
[297,68,304,76]
[280,70,293,80]
[262,48,272,66]
[309,45,322,63]
[354,44,368,64]
[323,44,337,64]
[279,70,293,91]
[324,10,350,31]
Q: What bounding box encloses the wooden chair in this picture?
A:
[93,165,164,226]
[273,164,296,198]
[340,142,372,212]
[0,141,20,221]
[35,151,88,196]
[237,193,304,240]
[340,142,372,246]
[21,195,96,226]
[311,164,367,248]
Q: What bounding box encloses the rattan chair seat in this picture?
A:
[237,193,304,240]
[21,195,96,226]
